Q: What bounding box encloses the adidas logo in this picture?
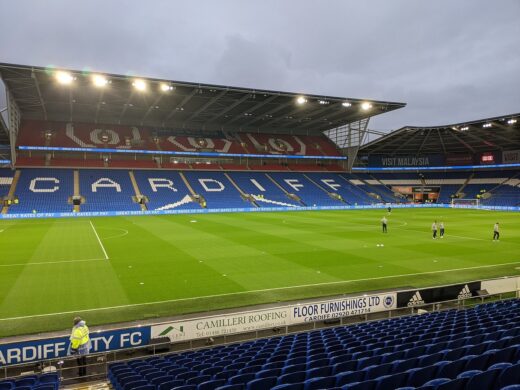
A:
[407,291,425,307]
[458,284,472,300]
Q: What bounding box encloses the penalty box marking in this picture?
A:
[1,260,519,321]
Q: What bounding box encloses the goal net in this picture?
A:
[450,198,480,208]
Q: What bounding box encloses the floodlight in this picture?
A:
[160,83,173,92]
[318,100,329,105]
[132,79,147,91]
[507,119,517,124]
[92,74,108,87]
[483,123,492,128]
[296,96,307,105]
[342,102,352,107]
[361,102,372,111]
[460,126,469,131]
[55,71,74,85]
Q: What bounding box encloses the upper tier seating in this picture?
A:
[79,169,141,212]
[0,168,14,197]
[10,169,73,213]
[133,171,198,211]
[108,299,520,390]
[268,172,342,207]
[228,172,301,208]
[182,171,254,209]
[17,120,342,157]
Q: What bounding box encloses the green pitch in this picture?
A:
[1,208,519,337]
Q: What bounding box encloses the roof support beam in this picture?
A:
[462,127,500,150]
[437,129,447,154]
[184,89,228,124]
[240,100,295,128]
[416,129,432,155]
[204,93,251,125]
[448,130,476,153]
[386,131,423,155]
[140,94,163,125]
[162,88,198,125]
[31,70,47,120]
[223,95,279,126]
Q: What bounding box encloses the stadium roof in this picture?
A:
[0,63,405,135]
[360,113,520,156]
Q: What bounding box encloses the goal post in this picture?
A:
[450,198,480,208]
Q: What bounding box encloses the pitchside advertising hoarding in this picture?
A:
[396,282,482,308]
[0,326,150,366]
[151,293,397,342]
[368,154,445,167]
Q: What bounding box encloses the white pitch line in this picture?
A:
[89,220,109,260]
[0,258,105,267]
[1,260,520,322]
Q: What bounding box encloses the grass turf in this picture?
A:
[0,208,519,337]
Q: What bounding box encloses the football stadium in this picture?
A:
[0,61,519,390]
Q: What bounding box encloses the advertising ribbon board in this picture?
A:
[0,326,150,366]
[152,293,397,343]
[289,293,397,323]
[151,308,290,342]
[397,282,482,308]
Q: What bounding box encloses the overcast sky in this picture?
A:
[1,0,519,132]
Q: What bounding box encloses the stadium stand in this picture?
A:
[133,170,198,211]
[268,172,342,207]
[182,171,254,209]
[0,168,14,198]
[107,299,520,390]
[16,120,342,158]
[305,173,375,205]
[9,169,73,213]
[342,173,398,203]
[228,172,301,208]
[4,168,520,213]
[79,169,141,212]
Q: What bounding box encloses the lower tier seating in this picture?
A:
[108,299,520,390]
[0,373,59,390]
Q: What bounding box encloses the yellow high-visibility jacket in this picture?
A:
[69,323,91,355]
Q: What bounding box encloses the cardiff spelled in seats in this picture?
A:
[10,169,73,213]
[133,171,197,211]
[183,171,254,209]
[79,170,141,212]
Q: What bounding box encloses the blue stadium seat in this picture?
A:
[198,379,226,390]
[498,363,520,388]
[246,376,278,390]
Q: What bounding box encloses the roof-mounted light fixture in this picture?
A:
[483,123,492,128]
[361,102,372,111]
[92,74,109,88]
[132,79,147,91]
[507,119,517,124]
[296,96,307,105]
[342,102,352,107]
[160,83,174,92]
[55,71,74,85]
